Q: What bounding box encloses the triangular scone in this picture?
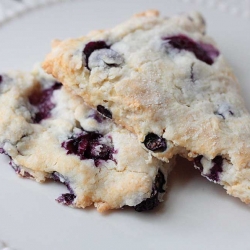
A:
[43,10,250,203]
[0,66,173,213]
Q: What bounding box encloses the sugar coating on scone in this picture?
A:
[43,10,250,204]
[0,67,173,212]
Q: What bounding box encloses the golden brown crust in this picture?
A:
[0,68,172,212]
[42,10,250,204]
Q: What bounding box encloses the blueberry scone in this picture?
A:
[43,10,250,204]
[0,67,173,212]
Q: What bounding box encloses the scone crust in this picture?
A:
[0,68,172,212]
[42,11,250,203]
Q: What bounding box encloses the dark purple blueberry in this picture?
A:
[29,82,62,123]
[77,139,89,155]
[61,139,78,155]
[154,170,166,193]
[83,41,124,70]
[0,148,4,154]
[62,130,116,166]
[207,156,223,182]
[134,170,165,212]
[83,41,110,70]
[143,133,167,152]
[51,171,75,204]
[56,193,76,206]
[194,155,203,171]
[194,155,223,182]
[163,35,219,65]
[97,105,112,119]
[87,141,110,160]
[134,194,160,212]
[0,75,2,83]
[52,81,63,90]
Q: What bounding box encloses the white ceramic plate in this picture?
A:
[0,1,250,249]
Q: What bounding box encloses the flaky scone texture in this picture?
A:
[43,10,250,204]
[0,66,172,212]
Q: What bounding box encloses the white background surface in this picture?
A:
[0,0,250,249]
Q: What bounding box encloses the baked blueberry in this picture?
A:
[154,170,166,193]
[83,41,110,70]
[134,170,166,212]
[194,155,223,182]
[51,171,76,205]
[134,193,160,212]
[97,105,112,119]
[194,155,203,171]
[83,41,124,70]
[143,133,167,152]
[207,156,223,182]
[29,82,62,123]
[62,130,115,166]
[163,34,219,65]
[56,193,76,206]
